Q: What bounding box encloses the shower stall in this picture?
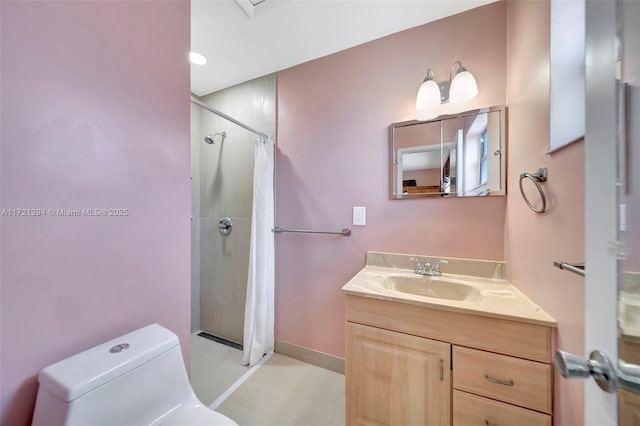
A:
[190,75,276,360]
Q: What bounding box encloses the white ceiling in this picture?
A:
[190,0,497,96]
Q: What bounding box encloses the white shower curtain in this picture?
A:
[241,137,275,366]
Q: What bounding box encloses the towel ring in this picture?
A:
[519,168,547,213]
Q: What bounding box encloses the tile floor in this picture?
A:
[190,334,345,426]
[190,334,250,405]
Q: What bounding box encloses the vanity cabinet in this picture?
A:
[345,295,554,426]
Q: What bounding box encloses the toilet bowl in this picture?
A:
[31,324,238,426]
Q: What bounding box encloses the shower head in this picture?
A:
[204,132,226,145]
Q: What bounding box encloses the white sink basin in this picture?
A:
[381,275,482,302]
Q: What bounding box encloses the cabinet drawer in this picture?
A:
[453,390,551,426]
[453,346,551,413]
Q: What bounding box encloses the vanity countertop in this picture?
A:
[342,263,557,327]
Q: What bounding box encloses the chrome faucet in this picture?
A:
[409,258,442,276]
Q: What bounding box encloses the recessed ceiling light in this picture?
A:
[189,51,207,66]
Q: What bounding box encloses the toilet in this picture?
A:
[31,324,238,426]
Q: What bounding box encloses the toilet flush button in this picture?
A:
[109,343,130,353]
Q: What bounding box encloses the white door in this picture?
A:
[568,1,640,425]
[583,0,618,423]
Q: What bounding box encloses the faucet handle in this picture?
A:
[432,262,441,275]
[432,260,448,276]
[409,258,424,274]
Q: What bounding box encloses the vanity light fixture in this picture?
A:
[189,51,207,65]
[415,61,479,111]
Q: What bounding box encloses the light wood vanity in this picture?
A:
[343,252,556,426]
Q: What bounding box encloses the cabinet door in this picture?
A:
[346,322,451,426]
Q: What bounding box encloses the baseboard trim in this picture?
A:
[275,340,345,374]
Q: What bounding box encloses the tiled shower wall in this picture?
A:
[192,74,276,343]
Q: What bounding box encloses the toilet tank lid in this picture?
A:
[38,324,180,402]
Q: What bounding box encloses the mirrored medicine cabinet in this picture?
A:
[390,106,505,199]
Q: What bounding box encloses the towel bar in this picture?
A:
[272,226,351,236]
[554,260,585,277]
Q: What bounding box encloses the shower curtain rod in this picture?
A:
[191,96,270,140]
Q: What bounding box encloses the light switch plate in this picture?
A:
[353,206,366,226]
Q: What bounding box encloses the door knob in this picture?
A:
[555,350,617,393]
[555,350,591,379]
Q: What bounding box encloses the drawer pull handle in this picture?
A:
[484,374,514,386]
[484,421,490,426]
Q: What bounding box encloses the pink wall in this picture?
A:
[504,1,585,425]
[275,2,507,359]
[0,2,190,425]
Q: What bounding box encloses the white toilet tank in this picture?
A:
[32,324,231,426]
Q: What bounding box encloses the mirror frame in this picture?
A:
[389,105,507,199]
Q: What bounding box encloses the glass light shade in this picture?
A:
[189,51,207,65]
[449,70,478,102]
[416,107,440,121]
[415,79,442,109]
